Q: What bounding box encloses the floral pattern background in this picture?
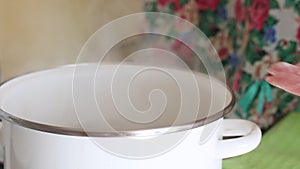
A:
[143,0,300,130]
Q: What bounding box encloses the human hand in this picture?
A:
[265,62,300,96]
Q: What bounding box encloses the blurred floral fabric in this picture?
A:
[143,0,300,129]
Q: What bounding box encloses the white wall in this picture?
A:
[0,0,141,80]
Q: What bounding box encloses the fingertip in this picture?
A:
[265,76,273,83]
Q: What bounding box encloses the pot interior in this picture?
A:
[0,64,234,136]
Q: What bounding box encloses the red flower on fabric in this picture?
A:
[297,26,300,44]
[218,48,229,60]
[173,0,184,12]
[157,0,183,12]
[197,0,219,11]
[157,0,172,7]
[234,0,247,22]
[233,69,242,92]
[249,0,270,31]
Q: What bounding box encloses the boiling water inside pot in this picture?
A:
[0,64,232,134]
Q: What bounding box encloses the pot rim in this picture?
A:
[0,64,235,137]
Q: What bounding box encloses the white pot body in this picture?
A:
[0,64,261,169]
[2,119,261,169]
[3,120,222,169]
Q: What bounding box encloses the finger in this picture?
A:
[268,62,300,75]
[265,73,300,96]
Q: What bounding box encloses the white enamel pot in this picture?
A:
[0,64,261,169]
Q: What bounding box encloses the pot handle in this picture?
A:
[217,119,261,159]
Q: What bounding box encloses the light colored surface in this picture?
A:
[0,0,141,80]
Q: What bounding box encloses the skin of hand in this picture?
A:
[265,62,300,96]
